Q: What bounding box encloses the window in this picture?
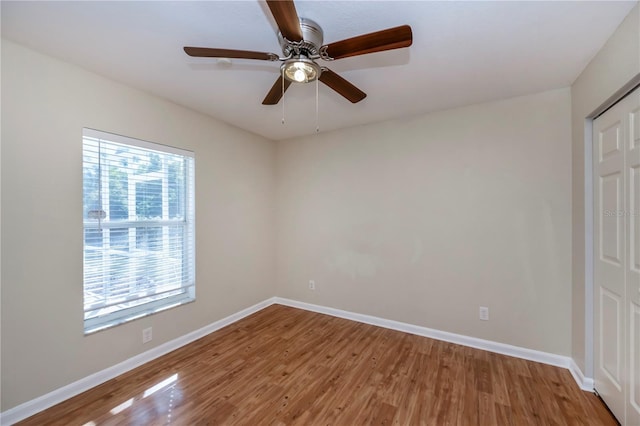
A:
[83,129,195,333]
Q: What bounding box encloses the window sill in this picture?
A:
[84,295,195,335]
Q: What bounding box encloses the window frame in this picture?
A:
[82,128,196,334]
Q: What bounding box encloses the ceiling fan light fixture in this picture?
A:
[282,58,320,83]
[184,1,413,105]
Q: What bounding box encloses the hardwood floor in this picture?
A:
[18,305,616,425]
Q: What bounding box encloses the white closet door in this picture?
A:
[594,86,640,425]
[627,90,640,426]
[594,96,628,424]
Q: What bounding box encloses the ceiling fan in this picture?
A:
[183,0,413,105]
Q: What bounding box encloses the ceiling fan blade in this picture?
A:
[184,47,279,61]
[266,0,303,42]
[319,68,366,103]
[262,75,292,105]
[322,25,412,60]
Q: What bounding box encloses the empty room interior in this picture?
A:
[1,0,640,424]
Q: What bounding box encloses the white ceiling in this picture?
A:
[1,1,636,141]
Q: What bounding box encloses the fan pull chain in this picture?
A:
[281,67,285,125]
[315,77,319,133]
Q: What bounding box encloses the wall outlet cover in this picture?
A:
[142,327,153,343]
[479,307,489,321]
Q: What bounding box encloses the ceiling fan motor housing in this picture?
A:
[278,17,324,57]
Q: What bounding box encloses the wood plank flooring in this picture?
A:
[18,305,617,425]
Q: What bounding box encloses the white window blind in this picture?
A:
[82,128,195,333]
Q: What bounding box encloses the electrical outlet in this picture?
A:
[309,280,315,290]
[142,327,153,343]
[479,307,489,321]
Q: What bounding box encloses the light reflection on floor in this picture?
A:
[82,373,180,425]
[143,374,178,399]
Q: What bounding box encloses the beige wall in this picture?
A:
[570,3,640,375]
[0,40,276,410]
[276,88,572,356]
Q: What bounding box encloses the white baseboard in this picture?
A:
[274,297,595,392]
[0,297,276,425]
[569,358,595,391]
[2,296,594,424]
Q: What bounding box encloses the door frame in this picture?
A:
[585,74,640,383]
